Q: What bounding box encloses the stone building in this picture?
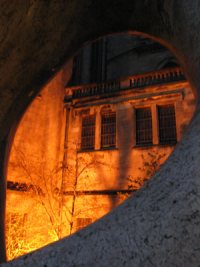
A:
[6,34,195,259]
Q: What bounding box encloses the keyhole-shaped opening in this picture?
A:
[6,32,196,260]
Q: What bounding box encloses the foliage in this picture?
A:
[128,150,166,190]
[6,143,105,259]
[118,150,166,201]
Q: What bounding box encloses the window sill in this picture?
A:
[159,142,177,147]
[78,149,95,153]
[78,143,177,153]
[98,147,118,151]
[133,142,177,149]
[134,143,153,148]
[78,147,118,153]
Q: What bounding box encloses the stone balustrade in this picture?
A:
[129,67,185,89]
[66,67,186,100]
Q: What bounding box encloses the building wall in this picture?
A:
[72,34,176,85]
[5,34,196,260]
[65,80,195,191]
[6,65,71,259]
[106,34,174,80]
[59,76,195,244]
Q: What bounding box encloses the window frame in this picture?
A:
[158,104,177,145]
[90,39,104,83]
[135,107,153,146]
[81,114,96,151]
[101,111,116,149]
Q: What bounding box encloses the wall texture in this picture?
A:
[1,0,200,266]
[6,34,195,260]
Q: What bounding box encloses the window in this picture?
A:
[70,51,82,85]
[158,104,177,144]
[101,112,116,148]
[81,115,96,150]
[90,39,104,83]
[135,108,152,145]
[76,218,92,231]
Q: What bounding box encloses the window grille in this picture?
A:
[158,105,177,144]
[136,108,152,145]
[81,115,96,150]
[101,112,116,148]
[76,218,92,231]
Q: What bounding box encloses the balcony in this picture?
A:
[65,67,186,101]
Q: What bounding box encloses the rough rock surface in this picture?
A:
[1,0,200,266]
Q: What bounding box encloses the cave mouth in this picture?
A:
[5,32,196,260]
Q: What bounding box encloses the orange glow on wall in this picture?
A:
[6,65,196,260]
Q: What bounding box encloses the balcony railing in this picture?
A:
[67,67,186,100]
[129,67,185,89]
[72,81,120,99]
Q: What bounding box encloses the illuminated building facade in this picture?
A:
[6,34,195,259]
